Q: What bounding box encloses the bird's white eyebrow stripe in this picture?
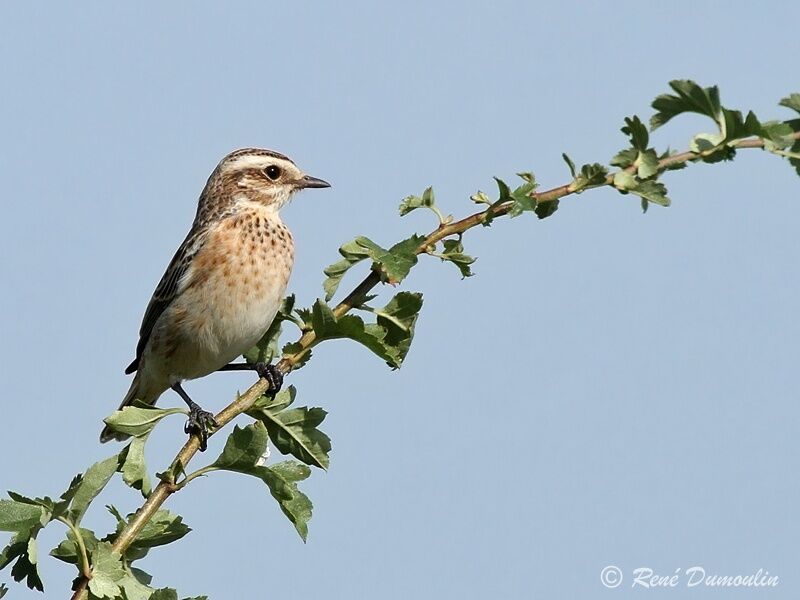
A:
[221,153,296,173]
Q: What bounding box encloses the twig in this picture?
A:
[68,130,800,600]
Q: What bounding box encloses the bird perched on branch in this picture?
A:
[100,148,330,450]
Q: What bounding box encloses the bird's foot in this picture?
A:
[184,402,219,452]
[254,362,283,395]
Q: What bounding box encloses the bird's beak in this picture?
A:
[299,175,331,189]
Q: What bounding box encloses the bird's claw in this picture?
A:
[184,404,219,451]
[254,363,283,395]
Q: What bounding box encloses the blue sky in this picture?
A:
[1,2,799,598]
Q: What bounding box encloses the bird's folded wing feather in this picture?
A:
[125,228,209,374]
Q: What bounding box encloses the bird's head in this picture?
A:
[206,147,330,213]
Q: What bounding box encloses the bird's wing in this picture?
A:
[125,227,209,374]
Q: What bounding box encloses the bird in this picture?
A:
[100,148,330,450]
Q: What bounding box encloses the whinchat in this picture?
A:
[100,148,330,449]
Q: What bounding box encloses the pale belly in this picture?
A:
[146,210,295,383]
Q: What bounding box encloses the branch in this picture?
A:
[68,128,799,600]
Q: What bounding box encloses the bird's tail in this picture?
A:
[100,371,163,443]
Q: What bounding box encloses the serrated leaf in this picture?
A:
[118,566,154,600]
[322,239,371,301]
[69,454,120,524]
[569,163,609,193]
[399,186,436,216]
[651,79,722,130]
[260,461,313,541]
[470,190,492,205]
[621,115,649,151]
[610,147,638,169]
[244,295,296,364]
[0,583,7,598]
[52,474,83,521]
[0,501,46,533]
[310,300,391,363]
[102,404,185,439]
[1,533,42,591]
[254,407,331,470]
[535,199,559,220]
[439,237,475,278]
[637,149,659,179]
[374,291,423,367]
[211,422,269,471]
[119,434,152,497]
[253,385,297,412]
[357,235,423,285]
[507,181,538,218]
[49,527,99,565]
[126,510,191,557]
[613,172,670,208]
[150,590,178,600]
[780,93,800,114]
[87,542,125,599]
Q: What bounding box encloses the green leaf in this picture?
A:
[534,199,559,220]
[357,235,423,285]
[119,434,152,497]
[253,385,297,412]
[102,403,185,439]
[151,590,178,600]
[399,186,435,216]
[211,422,269,471]
[561,153,577,178]
[507,178,538,218]
[651,79,722,130]
[0,533,42,591]
[0,501,45,533]
[621,115,649,150]
[612,117,660,179]
[374,292,423,367]
[470,190,492,205]
[613,172,670,208]
[118,566,154,600]
[0,498,47,591]
[70,454,120,524]
[52,474,83,521]
[87,542,125,599]
[0,582,7,598]
[780,93,800,114]
[49,527,99,565]
[322,239,372,301]
[323,234,423,300]
[126,510,191,557]
[438,237,476,278]
[568,163,609,193]
[281,341,312,370]
[636,149,659,179]
[260,461,313,541]
[244,295,296,364]
[610,147,638,169]
[254,407,331,470]
[310,300,392,363]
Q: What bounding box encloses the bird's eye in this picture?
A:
[264,165,282,181]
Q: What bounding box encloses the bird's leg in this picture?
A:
[171,382,218,452]
[217,362,283,395]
